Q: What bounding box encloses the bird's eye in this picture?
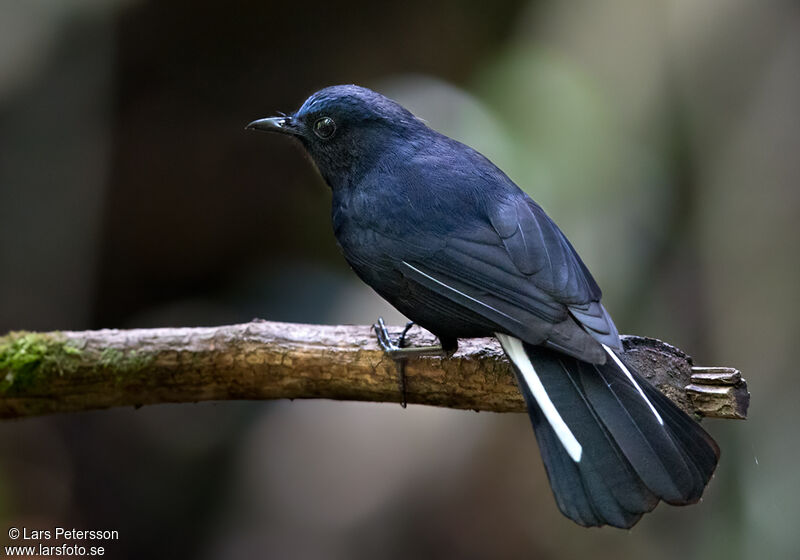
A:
[313,117,336,139]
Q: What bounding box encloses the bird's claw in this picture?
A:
[373,316,400,353]
[372,317,445,359]
[373,318,449,409]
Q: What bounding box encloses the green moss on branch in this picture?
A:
[0,332,83,395]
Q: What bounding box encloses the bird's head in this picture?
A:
[247,85,423,188]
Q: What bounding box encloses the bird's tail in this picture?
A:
[496,333,720,528]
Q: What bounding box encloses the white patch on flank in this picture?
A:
[496,333,583,462]
[602,344,664,426]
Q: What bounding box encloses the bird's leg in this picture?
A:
[373,317,456,408]
[398,320,415,347]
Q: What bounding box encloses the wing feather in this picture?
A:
[393,193,617,361]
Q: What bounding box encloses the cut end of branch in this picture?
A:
[687,367,749,419]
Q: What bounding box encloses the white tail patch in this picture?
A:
[496,333,583,462]
[602,344,664,426]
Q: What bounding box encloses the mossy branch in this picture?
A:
[0,321,749,420]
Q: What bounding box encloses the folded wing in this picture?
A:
[399,194,620,363]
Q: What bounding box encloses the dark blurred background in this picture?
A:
[1,0,797,558]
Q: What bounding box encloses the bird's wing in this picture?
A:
[399,193,621,362]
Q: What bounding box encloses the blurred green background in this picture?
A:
[0,0,796,558]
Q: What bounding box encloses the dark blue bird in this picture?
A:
[247,85,719,528]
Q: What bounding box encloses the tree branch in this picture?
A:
[0,321,749,420]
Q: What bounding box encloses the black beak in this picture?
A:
[245,116,302,136]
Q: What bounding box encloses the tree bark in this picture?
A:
[0,321,749,420]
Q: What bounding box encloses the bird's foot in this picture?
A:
[373,317,452,408]
[373,317,447,359]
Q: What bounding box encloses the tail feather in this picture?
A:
[580,356,698,504]
[638,378,720,502]
[523,395,607,526]
[534,355,661,515]
[524,383,653,528]
[497,334,719,528]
